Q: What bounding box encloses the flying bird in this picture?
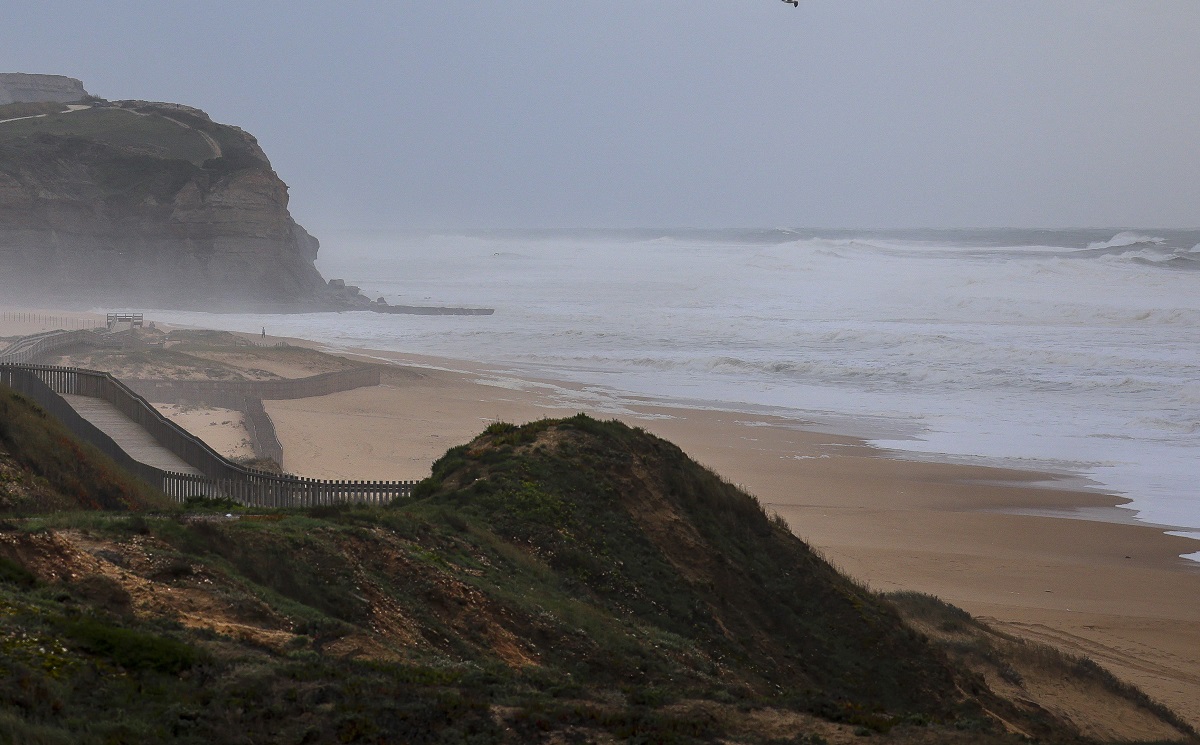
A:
[782,0,799,6]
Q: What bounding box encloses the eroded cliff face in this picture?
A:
[0,96,327,309]
[0,73,87,106]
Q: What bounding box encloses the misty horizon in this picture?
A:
[4,2,1198,236]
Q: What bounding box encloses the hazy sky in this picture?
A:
[3,1,1199,232]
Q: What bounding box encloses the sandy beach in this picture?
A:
[4,313,1200,726]
[265,344,1200,727]
[154,404,255,461]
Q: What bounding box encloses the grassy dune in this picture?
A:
[0,411,1193,743]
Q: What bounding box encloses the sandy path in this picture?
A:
[60,395,200,475]
[194,129,222,158]
[0,103,90,126]
[159,115,222,159]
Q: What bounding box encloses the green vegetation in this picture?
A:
[0,557,36,590]
[119,101,268,169]
[0,384,169,512]
[0,108,216,165]
[0,413,1192,742]
[0,103,275,224]
[59,616,203,674]
[0,131,200,211]
[0,102,68,119]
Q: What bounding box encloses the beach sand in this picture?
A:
[0,308,106,336]
[154,404,255,460]
[5,315,1200,725]
[265,348,1200,727]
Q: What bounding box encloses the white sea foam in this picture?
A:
[147,229,1200,555]
[1087,230,1165,249]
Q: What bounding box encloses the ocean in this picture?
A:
[149,228,1200,556]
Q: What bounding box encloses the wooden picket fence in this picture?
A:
[124,366,382,406]
[0,329,101,364]
[160,472,412,507]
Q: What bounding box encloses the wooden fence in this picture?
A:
[121,365,382,471]
[160,472,409,507]
[241,396,285,467]
[0,363,416,507]
[0,312,102,331]
[0,329,101,364]
[0,365,167,488]
[124,366,382,405]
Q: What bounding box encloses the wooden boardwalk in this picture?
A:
[60,394,203,475]
[4,361,417,506]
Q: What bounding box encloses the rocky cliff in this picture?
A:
[0,85,328,310]
[0,73,88,106]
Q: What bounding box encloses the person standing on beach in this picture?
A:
[261,327,266,340]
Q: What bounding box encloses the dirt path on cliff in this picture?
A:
[194,128,222,158]
[97,105,222,160]
[0,103,91,125]
[158,114,222,158]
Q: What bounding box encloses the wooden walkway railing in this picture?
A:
[0,329,102,364]
[0,365,169,489]
[121,364,382,472]
[124,366,382,407]
[0,363,416,507]
[241,396,285,466]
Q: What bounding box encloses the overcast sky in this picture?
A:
[3,1,1198,232]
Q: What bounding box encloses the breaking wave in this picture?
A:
[1087,231,1166,250]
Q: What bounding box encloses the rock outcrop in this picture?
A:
[0,73,88,105]
[0,84,328,310]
